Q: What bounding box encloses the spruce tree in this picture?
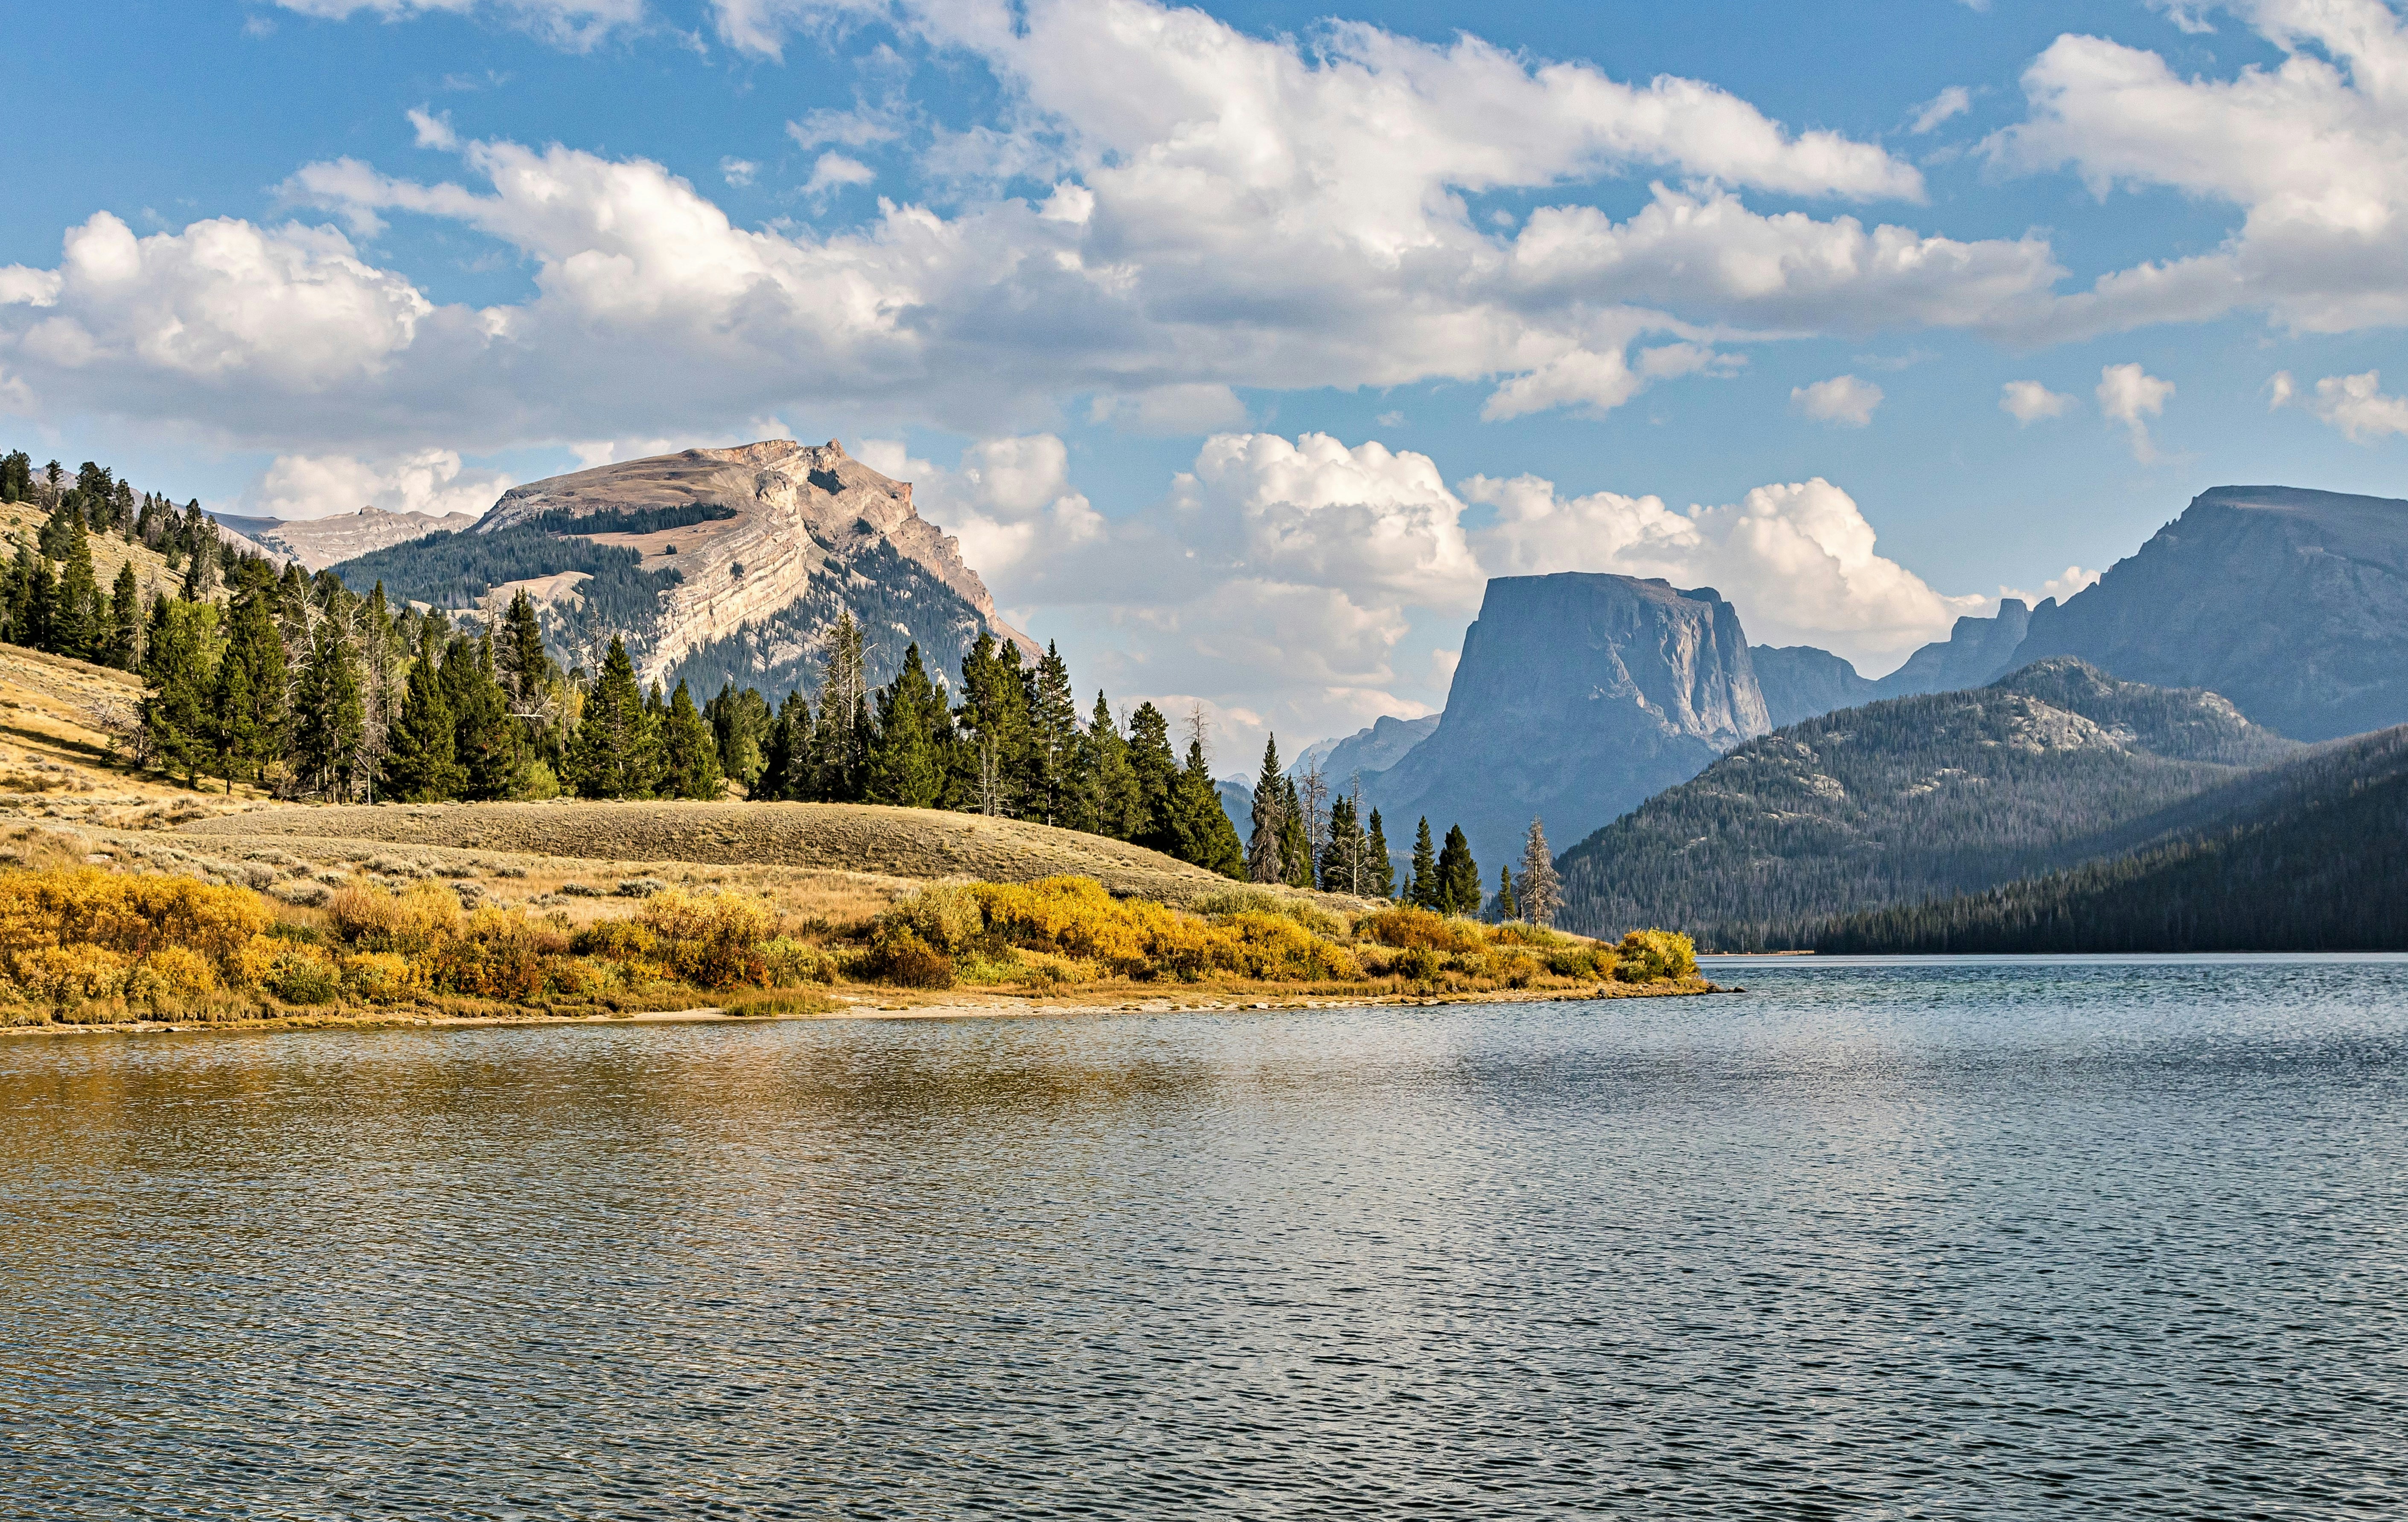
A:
[55,510,100,659]
[497,589,551,710]
[1028,641,1078,825]
[1319,793,1365,895]
[1366,809,1396,898]
[956,633,1032,816]
[1127,702,1180,854]
[565,636,657,799]
[1246,735,1287,883]
[1406,818,1439,908]
[660,680,724,800]
[705,681,770,787]
[380,644,466,802]
[138,598,211,787]
[867,644,946,808]
[211,586,288,789]
[105,562,140,669]
[1517,817,1561,928]
[1436,824,1481,916]
[1279,775,1314,888]
[453,637,523,802]
[1494,866,1520,923]
[1171,738,1245,878]
[293,611,366,799]
[757,689,811,801]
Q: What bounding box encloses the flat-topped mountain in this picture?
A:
[1366,573,1768,873]
[1554,658,2298,946]
[331,440,1032,695]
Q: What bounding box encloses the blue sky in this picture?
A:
[6,0,2408,760]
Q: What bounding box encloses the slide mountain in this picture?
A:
[1814,723,2408,952]
[1552,658,2297,947]
[330,440,1031,697]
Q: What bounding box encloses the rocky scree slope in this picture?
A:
[1553,658,2298,947]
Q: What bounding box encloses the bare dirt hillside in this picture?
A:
[183,800,1331,909]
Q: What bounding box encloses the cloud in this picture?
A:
[1088,383,1248,434]
[1466,471,1984,669]
[1990,2,2408,336]
[799,151,876,200]
[720,157,757,188]
[271,0,644,51]
[1999,379,2072,423]
[1790,374,1883,426]
[2096,362,2174,460]
[1910,86,1973,134]
[2308,369,2408,440]
[2266,369,2295,408]
[245,447,512,522]
[857,432,1105,577]
[2000,563,2103,606]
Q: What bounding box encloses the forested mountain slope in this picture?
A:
[1553,659,2298,948]
[1814,725,2408,952]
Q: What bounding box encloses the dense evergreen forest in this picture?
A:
[1554,659,2300,948]
[1813,726,2408,952]
[3,444,1504,904]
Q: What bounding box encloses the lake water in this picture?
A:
[3,956,2404,1518]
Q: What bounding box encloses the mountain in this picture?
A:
[2010,485,2408,741]
[329,440,1032,697]
[212,507,478,571]
[1553,658,2299,948]
[1751,645,1877,729]
[1814,723,2408,953]
[1366,574,1768,879]
[1292,714,1439,782]
[1870,598,2035,699]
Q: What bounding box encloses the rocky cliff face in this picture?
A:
[1367,574,1768,878]
[475,440,1034,694]
[2011,485,2408,741]
[216,507,478,571]
[1871,598,2035,699]
[1752,644,1877,728]
[1293,714,1439,783]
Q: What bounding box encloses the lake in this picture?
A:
[3,956,2403,1517]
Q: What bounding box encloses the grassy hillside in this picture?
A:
[0,502,189,604]
[1813,726,2408,953]
[1555,659,2298,948]
[183,799,1354,910]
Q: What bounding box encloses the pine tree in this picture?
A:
[293,610,366,799]
[1319,793,1367,895]
[1171,738,1245,878]
[1437,825,1481,916]
[1367,809,1396,898]
[955,632,1031,816]
[380,642,466,802]
[565,636,657,799]
[757,689,811,800]
[1517,817,1561,928]
[497,589,550,709]
[704,681,770,787]
[1406,817,1439,908]
[105,562,141,669]
[453,637,524,802]
[138,598,212,787]
[1127,702,1180,854]
[1028,641,1078,825]
[660,679,725,799]
[211,585,288,789]
[1071,692,1141,839]
[1247,735,1288,883]
[54,510,100,659]
[1279,775,1314,888]
[1494,866,1520,923]
[811,612,870,802]
[867,644,947,808]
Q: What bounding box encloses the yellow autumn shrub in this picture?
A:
[0,866,269,977]
[639,889,774,989]
[1613,929,1698,983]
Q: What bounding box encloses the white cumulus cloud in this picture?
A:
[2096,362,2175,461]
[2308,369,2408,440]
[2000,379,2073,423]
[1791,374,1883,426]
[245,448,512,522]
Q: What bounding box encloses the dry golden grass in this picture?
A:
[185,799,1368,911]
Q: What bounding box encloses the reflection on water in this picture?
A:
[3,957,2404,1517]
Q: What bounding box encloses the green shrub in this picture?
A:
[1191,887,1344,939]
[1544,947,1602,979]
[1614,929,1698,983]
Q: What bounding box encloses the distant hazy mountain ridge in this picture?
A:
[1553,658,2298,946]
[216,507,479,572]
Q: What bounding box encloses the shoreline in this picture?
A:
[0,980,1727,1039]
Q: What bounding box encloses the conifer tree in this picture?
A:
[1247,735,1288,883]
[453,637,523,802]
[565,636,656,799]
[138,598,212,787]
[1127,702,1180,854]
[54,510,99,659]
[1436,824,1481,916]
[212,585,288,789]
[956,632,1031,816]
[1028,641,1078,825]
[498,589,551,710]
[867,644,948,808]
[1319,793,1367,895]
[293,610,366,799]
[380,642,466,802]
[1171,737,1245,878]
[811,612,870,802]
[1494,866,1520,923]
[1072,692,1141,838]
[105,562,140,669]
[1279,775,1314,888]
[660,679,724,800]
[1366,809,1396,898]
[705,681,770,787]
[1406,817,1439,908]
[757,689,811,801]
[1517,817,1561,928]
[23,556,55,650]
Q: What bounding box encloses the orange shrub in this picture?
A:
[0,866,269,974]
[1355,907,1484,953]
